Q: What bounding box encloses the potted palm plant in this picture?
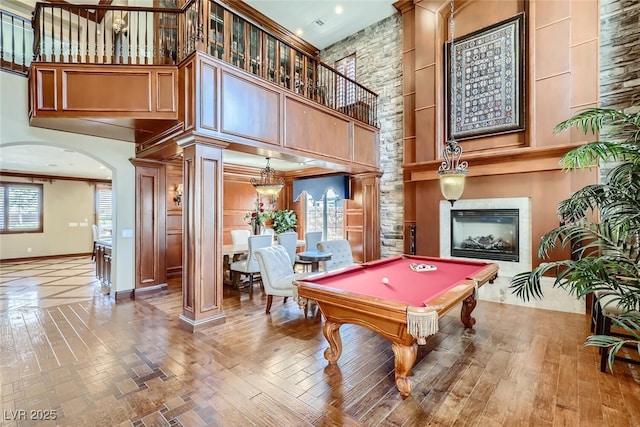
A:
[510,107,640,371]
[272,209,297,236]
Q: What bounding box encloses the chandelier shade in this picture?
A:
[251,157,284,196]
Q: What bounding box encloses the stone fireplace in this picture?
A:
[440,197,584,314]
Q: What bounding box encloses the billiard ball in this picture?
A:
[382,277,389,284]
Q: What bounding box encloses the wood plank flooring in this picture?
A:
[1,256,639,426]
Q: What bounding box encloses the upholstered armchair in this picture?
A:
[254,245,310,314]
[317,239,358,272]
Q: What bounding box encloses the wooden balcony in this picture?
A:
[24,1,380,171]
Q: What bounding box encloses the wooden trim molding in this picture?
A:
[0,171,111,184]
[403,144,586,182]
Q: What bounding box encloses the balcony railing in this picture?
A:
[1,10,33,75]
[27,1,378,126]
[32,3,187,65]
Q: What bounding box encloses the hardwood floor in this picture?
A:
[1,257,639,426]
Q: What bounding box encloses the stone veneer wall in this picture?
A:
[320,13,404,258]
[600,0,640,111]
[599,0,639,179]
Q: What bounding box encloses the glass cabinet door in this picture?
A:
[265,35,277,83]
[279,43,290,89]
[208,3,224,59]
[230,15,245,69]
[248,24,261,76]
[156,0,178,64]
[294,51,304,94]
[306,58,317,99]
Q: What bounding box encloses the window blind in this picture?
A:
[0,182,43,233]
[96,186,112,236]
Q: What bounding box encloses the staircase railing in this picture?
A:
[0,10,33,75]
[29,1,378,126]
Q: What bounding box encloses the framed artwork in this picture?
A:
[445,13,525,140]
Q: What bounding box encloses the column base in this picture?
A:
[179,313,226,332]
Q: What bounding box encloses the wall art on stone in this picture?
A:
[445,13,525,140]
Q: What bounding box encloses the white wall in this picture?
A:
[0,177,96,259]
[0,72,136,294]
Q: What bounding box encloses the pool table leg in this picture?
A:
[461,293,477,329]
[392,342,418,398]
[323,320,343,364]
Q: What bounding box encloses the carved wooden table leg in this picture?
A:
[322,320,343,364]
[461,293,477,328]
[392,341,418,398]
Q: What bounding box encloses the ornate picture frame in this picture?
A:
[445,13,525,140]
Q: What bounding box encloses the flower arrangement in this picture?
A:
[244,197,273,229]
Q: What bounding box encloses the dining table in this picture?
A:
[222,239,305,287]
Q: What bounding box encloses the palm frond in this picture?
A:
[559,141,639,169]
[552,108,631,135]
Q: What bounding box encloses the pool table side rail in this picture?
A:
[294,278,482,345]
[294,279,418,345]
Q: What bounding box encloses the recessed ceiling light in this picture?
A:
[335,5,343,14]
[295,28,304,36]
[99,166,106,169]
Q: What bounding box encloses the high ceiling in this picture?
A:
[244,0,397,50]
[0,0,398,180]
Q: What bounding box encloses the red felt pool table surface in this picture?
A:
[305,255,496,307]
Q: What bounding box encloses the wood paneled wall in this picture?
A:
[397,0,600,265]
[177,52,379,173]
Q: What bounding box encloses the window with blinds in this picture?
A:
[0,182,43,233]
[335,54,356,108]
[95,185,112,237]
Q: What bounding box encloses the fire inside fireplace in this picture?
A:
[451,209,519,262]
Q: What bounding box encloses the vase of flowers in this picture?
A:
[244,197,273,235]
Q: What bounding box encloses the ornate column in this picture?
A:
[177,135,228,331]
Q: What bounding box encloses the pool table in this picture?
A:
[293,255,498,398]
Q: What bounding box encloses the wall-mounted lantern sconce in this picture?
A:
[173,183,183,206]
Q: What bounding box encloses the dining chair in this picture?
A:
[277,231,299,266]
[317,239,358,272]
[230,229,250,260]
[231,229,250,246]
[295,231,323,271]
[255,245,310,314]
[262,228,275,236]
[229,234,272,295]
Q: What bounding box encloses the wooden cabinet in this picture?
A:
[206,3,318,98]
[95,239,112,287]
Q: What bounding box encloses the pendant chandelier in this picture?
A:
[251,157,284,196]
[438,0,468,206]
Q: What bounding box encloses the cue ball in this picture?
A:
[382,277,389,284]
